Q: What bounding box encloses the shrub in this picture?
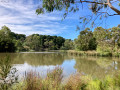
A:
[0,56,18,90]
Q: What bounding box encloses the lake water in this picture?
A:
[0,52,120,80]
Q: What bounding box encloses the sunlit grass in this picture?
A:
[65,50,120,57]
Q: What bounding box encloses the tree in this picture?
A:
[93,26,120,56]
[0,26,16,52]
[25,34,41,51]
[61,39,74,50]
[15,40,24,52]
[93,27,111,54]
[55,36,65,49]
[75,28,97,51]
[36,0,120,28]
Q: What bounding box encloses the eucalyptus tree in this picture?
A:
[75,28,97,51]
[93,26,120,55]
[109,26,120,53]
[36,0,120,28]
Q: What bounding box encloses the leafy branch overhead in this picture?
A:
[36,0,120,28]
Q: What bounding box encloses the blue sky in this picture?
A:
[0,0,119,40]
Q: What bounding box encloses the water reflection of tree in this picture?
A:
[74,56,120,79]
[3,53,69,66]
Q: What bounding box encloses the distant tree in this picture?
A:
[0,26,16,52]
[93,26,120,55]
[25,34,41,51]
[93,27,110,53]
[15,40,24,52]
[75,28,97,51]
[55,36,65,49]
[61,39,74,50]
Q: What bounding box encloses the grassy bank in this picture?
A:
[61,50,120,57]
[11,67,120,90]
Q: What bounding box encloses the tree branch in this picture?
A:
[107,0,120,15]
[75,0,108,5]
[97,12,119,16]
[75,0,120,15]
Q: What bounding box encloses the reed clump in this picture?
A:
[23,67,63,90]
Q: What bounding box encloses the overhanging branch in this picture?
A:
[75,0,108,5]
[107,0,120,15]
[75,0,120,15]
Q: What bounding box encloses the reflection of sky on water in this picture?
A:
[61,59,76,78]
[13,59,76,79]
[1,53,120,80]
[13,63,57,79]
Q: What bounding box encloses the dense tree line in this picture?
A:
[24,34,65,51]
[75,25,120,56]
[0,26,74,52]
[1,25,120,55]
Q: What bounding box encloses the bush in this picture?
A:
[0,56,18,90]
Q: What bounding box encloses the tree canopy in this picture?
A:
[36,0,120,28]
[0,26,72,52]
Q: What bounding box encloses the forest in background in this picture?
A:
[0,25,74,52]
[1,25,120,56]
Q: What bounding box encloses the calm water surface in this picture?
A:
[0,52,120,79]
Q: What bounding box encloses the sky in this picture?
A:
[0,0,120,40]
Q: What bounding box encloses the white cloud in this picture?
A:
[0,0,69,35]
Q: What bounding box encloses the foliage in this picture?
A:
[73,25,120,56]
[1,25,120,56]
[0,26,66,52]
[0,56,18,90]
[25,34,65,51]
[0,26,16,52]
[61,39,74,50]
[94,26,120,56]
[11,67,120,90]
[64,73,87,90]
[36,0,120,29]
[75,28,97,51]
[24,67,63,90]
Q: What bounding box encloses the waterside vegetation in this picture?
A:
[1,25,120,57]
[0,56,119,90]
[0,55,120,90]
[0,26,73,52]
[4,67,120,90]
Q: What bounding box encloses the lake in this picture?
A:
[0,52,120,80]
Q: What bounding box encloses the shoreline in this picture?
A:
[61,50,120,57]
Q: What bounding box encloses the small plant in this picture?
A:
[24,71,42,90]
[46,67,63,88]
[64,73,87,90]
[0,56,18,90]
